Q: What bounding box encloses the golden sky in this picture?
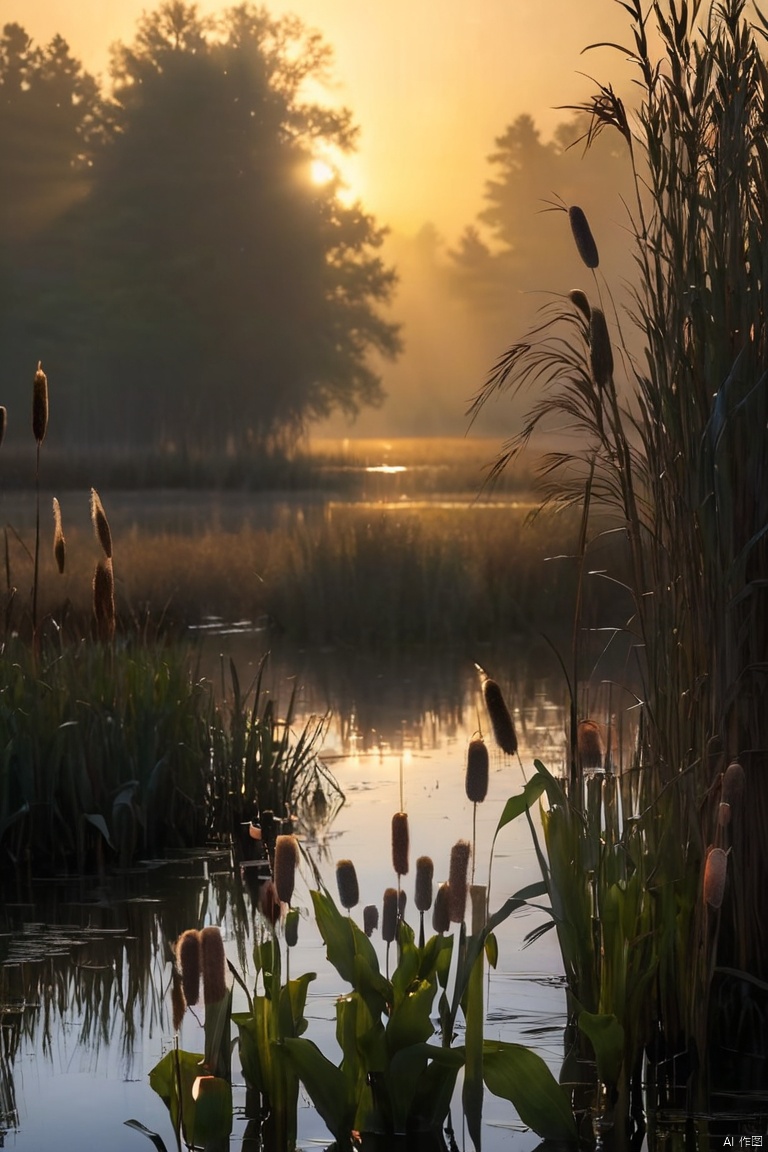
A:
[8,0,638,240]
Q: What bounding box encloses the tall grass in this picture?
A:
[474,0,768,1121]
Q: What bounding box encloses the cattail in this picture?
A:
[432,882,451,934]
[722,761,745,807]
[336,859,360,910]
[284,908,299,948]
[363,904,379,937]
[568,289,591,322]
[466,738,489,803]
[259,879,281,926]
[171,966,186,1032]
[414,856,434,912]
[470,884,487,934]
[589,308,614,387]
[274,834,299,905]
[201,925,227,1004]
[0,406,6,448]
[32,361,48,444]
[382,888,398,943]
[568,205,599,269]
[448,840,471,923]
[703,846,728,909]
[90,489,113,560]
[577,720,604,771]
[52,497,66,575]
[177,929,202,1006]
[93,559,115,642]
[482,676,517,755]
[391,811,410,876]
[398,889,407,919]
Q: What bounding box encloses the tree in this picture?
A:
[71,1,400,450]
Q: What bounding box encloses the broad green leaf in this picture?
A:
[148,1048,205,1143]
[283,1037,355,1143]
[311,888,380,988]
[189,1075,232,1145]
[84,812,114,850]
[385,977,436,1055]
[483,1040,577,1142]
[494,776,547,836]
[389,1043,464,1132]
[578,1010,625,1087]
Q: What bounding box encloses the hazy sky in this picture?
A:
[7,0,637,240]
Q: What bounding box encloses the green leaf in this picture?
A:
[148,1048,205,1144]
[493,776,547,836]
[123,1119,170,1152]
[482,1040,577,1142]
[84,812,114,850]
[578,1010,625,1087]
[283,1036,355,1143]
[484,932,498,969]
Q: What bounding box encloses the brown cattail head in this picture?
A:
[382,888,398,943]
[568,205,599,269]
[0,406,6,448]
[274,834,299,905]
[171,966,187,1032]
[470,884,487,934]
[336,859,360,910]
[481,675,517,755]
[448,840,471,923]
[704,846,728,909]
[201,925,227,1005]
[52,497,66,575]
[33,361,48,445]
[258,879,281,926]
[363,904,379,937]
[284,908,299,948]
[177,929,202,1006]
[466,738,489,803]
[717,802,732,828]
[722,761,745,808]
[577,720,604,771]
[414,856,434,912]
[398,889,407,919]
[432,882,451,934]
[589,308,614,387]
[568,289,592,322]
[90,489,113,560]
[391,811,410,876]
[93,559,115,642]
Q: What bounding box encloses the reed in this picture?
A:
[568,205,599,269]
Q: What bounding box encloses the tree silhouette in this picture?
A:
[71,1,400,450]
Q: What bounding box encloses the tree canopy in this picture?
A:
[0,4,400,451]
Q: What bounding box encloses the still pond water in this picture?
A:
[1,649,573,1152]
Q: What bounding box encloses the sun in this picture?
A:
[310,158,335,186]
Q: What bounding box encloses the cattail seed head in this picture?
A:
[90,489,113,560]
[258,879,281,926]
[577,720,604,771]
[0,406,6,448]
[414,856,434,912]
[722,761,745,807]
[568,205,599,268]
[336,859,360,910]
[363,904,379,937]
[432,882,451,934]
[32,361,48,445]
[93,559,115,642]
[568,289,592,322]
[52,497,66,575]
[482,676,517,755]
[200,925,227,1005]
[448,840,471,923]
[391,811,410,876]
[171,966,187,1032]
[284,908,299,948]
[466,738,489,803]
[704,846,728,909]
[274,834,299,905]
[382,888,398,943]
[398,889,407,919]
[470,884,487,934]
[177,929,202,1006]
[589,308,614,387]
[717,802,731,827]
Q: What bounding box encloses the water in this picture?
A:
[0,668,568,1152]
